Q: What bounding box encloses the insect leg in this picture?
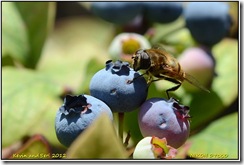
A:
[162,77,182,99]
[127,72,147,84]
[147,77,162,86]
[166,83,181,99]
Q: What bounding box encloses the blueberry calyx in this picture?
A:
[168,97,190,119]
[59,95,91,115]
[105,60,130,75]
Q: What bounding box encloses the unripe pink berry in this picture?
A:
[138,98,190,148]
[178,47,215,92]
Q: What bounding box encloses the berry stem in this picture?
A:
[151,21,186,44]
[118,112,124,141]
[159,25,185,39]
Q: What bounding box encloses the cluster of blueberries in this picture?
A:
[55,2,232,157]
[55,60,190,151]
[55,60,147,147]
[91,2,232,46]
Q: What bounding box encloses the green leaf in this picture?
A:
[188,112,238,159]
[212,38,238,107]
[78,57,104,93]
[2,55,15,67]
[10,135,51,159]
[28,103,63,147]
[38,17,114,91]
[188,91,224,131]
[14,2,56,68]
[2,67,63,147]
[2,2,56,68]
[66,113,128,159]
[2,2,29,65]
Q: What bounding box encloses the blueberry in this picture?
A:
[138,98,190,148]
[90,2,143,25]
[184,2,232,46]
[55,94,113,147]
[143,2,183,23]
[89,60,148,113]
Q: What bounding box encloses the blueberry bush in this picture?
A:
[2,2,239,160]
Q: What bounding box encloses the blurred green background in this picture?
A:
[2,2,239,159]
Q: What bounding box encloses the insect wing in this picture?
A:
[184,73,210,93]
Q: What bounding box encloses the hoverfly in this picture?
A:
[130,45,210,98]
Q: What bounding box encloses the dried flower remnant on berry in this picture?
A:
[105,60,130,75]
[59,95,91,115]
[168,98,191,120]
[151,136,177,159]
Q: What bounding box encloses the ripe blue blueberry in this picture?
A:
[138,98,190,148]
[55,94,113,147]
[143,2,183,23]
[90,2,143,25]
[89,60,148,113]
[184,2,232,46]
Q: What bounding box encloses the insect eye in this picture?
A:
[140,52,149,60]
[132,55,138,60]
[135,49,143,54]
